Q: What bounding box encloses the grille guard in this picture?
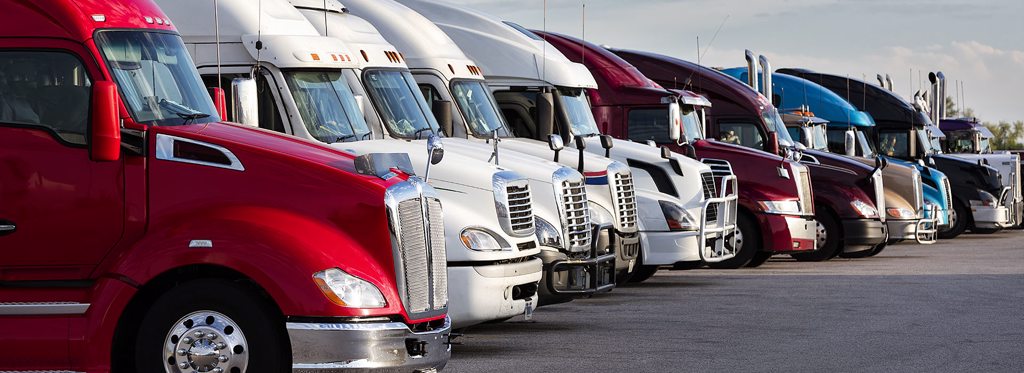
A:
[699,175,740,263]
[543,224,618,295]
[915,204,939,244]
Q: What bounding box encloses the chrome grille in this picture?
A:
[872,169,886,222]
[397,199,430,313]
[793,164,814,214]
[612,171,638,230]
[912,171,923,213]
[562,178,592,250]
[701,171,719,223]
[386,180,447,317]
[942,175,953,213]
[494,171,536,237]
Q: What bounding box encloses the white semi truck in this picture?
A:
[399,0,738,277]
[286,0,628,303]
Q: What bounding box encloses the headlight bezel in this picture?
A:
[850,199,879,218]
[659,200,698,231]
[970,190,998,207]
[459,227,510,252]
[886,207,916,219]
[757,200,802,215]
[534,216,563,248]
[312,268,387,309]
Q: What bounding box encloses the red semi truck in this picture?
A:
[537,31,816,268]
[0,0,450,371]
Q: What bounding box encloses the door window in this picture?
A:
[0,51,91,145]
[627,108,671,144]
[878,131,910,158]
[718,122,764,148]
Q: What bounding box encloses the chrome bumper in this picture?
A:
[288,317,451,372]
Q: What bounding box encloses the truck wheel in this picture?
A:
[938,200,967,239]
[971,227,1001,234]
[745,252,772,268]
[708,213,760,269]
[627,265,659,283]
[840,242,886,258]
[135,279,287,373]
[792,209,840,262]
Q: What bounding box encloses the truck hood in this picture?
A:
[331,139,502,192]
[696,138,787,163]
[441,138,567,184]
[500,138,615,175]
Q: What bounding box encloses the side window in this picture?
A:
[786,127,802,144]
[201,73,285,133]
[718,122,764,149]
[418,84,440,107]
[494,90,539,139]
[627,108,671,144]
[826,128,846,154]
[0,51,91,145]
[878,131,909,158]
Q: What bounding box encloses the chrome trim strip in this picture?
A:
[154,134,245,171]
[0,224,14,232]
[286,316,451,335]
[0,302,90,315]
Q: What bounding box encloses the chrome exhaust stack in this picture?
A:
[759,54,773,107]
[744,50,759,93]
[936,71,946,120]
[885,74,894,92]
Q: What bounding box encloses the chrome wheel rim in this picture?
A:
[816,221,828,249]
[948,207,958,230]
[164,310,248,373]
[731,227,744,252]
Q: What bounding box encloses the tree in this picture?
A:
[984,121,1024,150]
[945,96,974,118]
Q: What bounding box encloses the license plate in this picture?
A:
[523,298,535,321]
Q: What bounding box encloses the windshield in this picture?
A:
[979,137,991,153]
[283,70,370,143]
[762,107,794,147]
[918,128,938,155]
[450,80,505,137]
[946,130,975,153]
[810,124,828,151]
[95,31,218,126]
[363,69,438,139]
[558,87,600,136]
[681,106,704,141]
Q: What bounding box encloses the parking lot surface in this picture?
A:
[445,231,1024,372]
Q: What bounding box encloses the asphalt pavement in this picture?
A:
[444,230,1024,372]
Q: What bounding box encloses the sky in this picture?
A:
[457,0,1024,123]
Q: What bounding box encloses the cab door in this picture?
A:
[0,42,124,369]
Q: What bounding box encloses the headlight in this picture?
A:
[886,207,916,219]
[589,204,614,226]
[312,268,386,308]
[535,217,563,248]
[757,200,802,215]
[970,190,998,207]
[460,228,507,251]
[850,200,878,218]
[660,200,698,231]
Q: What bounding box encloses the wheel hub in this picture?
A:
[165,311,248,373]
[816,221,828,249]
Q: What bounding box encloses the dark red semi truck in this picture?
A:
[0,0,450,371]
[614,49,888,261]
[537,31,817,268]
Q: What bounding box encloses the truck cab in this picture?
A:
[778,68,1012,236]
[397,0,662,282]
[0,0,450,371]
[161,0,588,326]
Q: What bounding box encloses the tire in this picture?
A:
[840,241,886,258]
[971,227,1001,234]
[746,251,772,268]
[938,199,968,239]
[616,268,634,284]
[134,279,288,373]
[792,208,841,262]
[708,212,761,269]
[627,265,659,283]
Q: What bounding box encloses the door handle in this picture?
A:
[0,221,15,236]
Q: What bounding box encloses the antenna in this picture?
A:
[846,75,851,126]
[580,1,585,65]
[954,79,959,117]
[253,0,264,78]
[681,15,729,92]
[323,0,328,36]
[542,0,547,81]
[215,0,221,90]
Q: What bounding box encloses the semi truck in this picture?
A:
[400,0,741,275]
[778,69,1013,236]
[603,48,817,267]
[0,0,451,371]
[616,49,885,261]
[722,69,941,247]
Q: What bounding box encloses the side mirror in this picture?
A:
[574,135,586,173]
[844,129,857,156]
[600,134,613,157]
[801,127,813,148]
[668,102,681,142]
[208,87,227,120]
[548,134,564,162]
[230,77,259,127]
[682,143,698,159]
[537,91,555,137]
[424,134,444,182]
[660,146,672,160]
[90,81,121,162]
[767,131,780,155]
[431,99,454,137]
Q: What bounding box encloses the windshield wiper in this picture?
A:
[331,134,357,143]
[412,127,435,140]
[160,99,210,121]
